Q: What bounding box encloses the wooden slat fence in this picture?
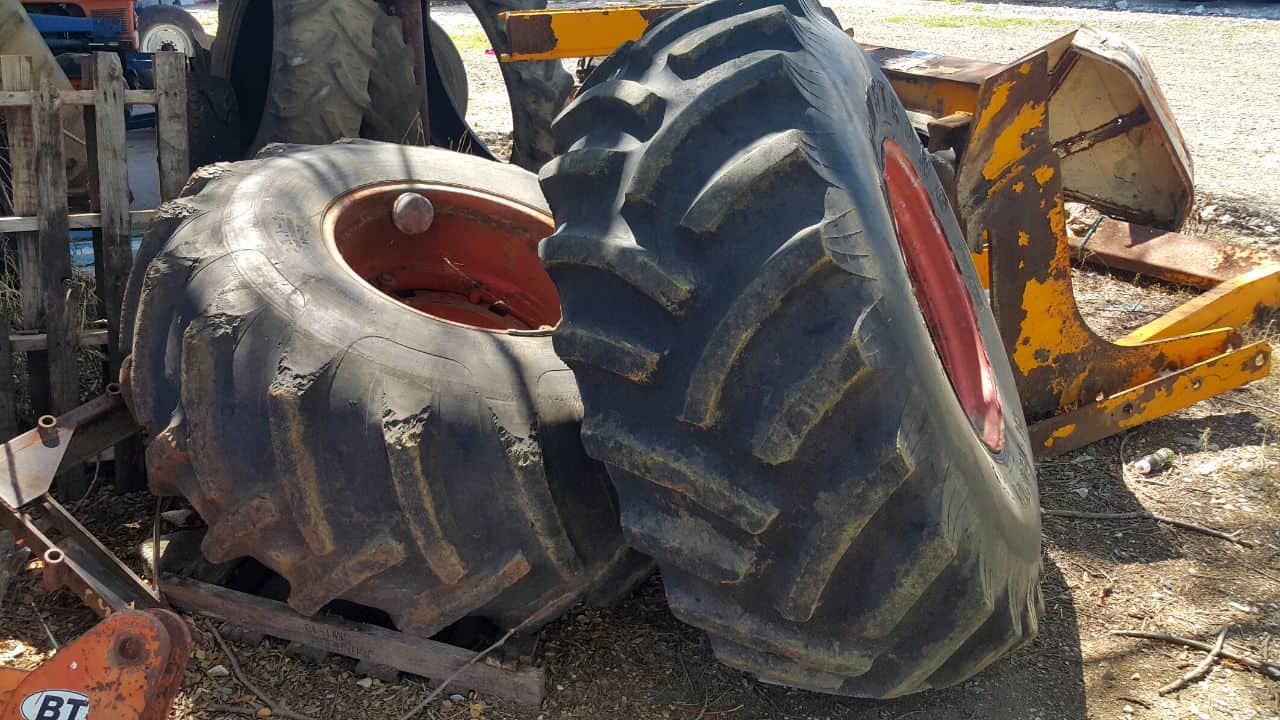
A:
[0,51,188,490]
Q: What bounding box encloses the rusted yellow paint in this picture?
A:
[973,81,1012,135]
[971,248,990,289]
[982,100,1046,182]
[1017,231,1030,247]
[1046,199,1067,243]
[1013,181,1025,193]
[1017,61,1032,76]
[1032,342,1272,455]
[1121,264,1280,343]
[498,6,666,61]
[1033,165,1055,186]
[1043,424,1076,448]
[1013,275,1092,375]
[1103,343,1271,430]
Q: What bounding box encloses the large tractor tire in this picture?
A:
[539,0,1042,698]
[364,13,469,146]
[122,141,648,636]
[212,0,568,168]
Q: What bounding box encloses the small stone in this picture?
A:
[1123,704,1134,714]
[207,664,230,677]
[1199,204,1218,220]
[356,677,374,689]
[470,701,486,719]
[450,694,467,704]
[1218,214,1235,224]
[256,708,271,718]
[1072,487,1089,498]
[1130,672,1141,680]
[1102,669,1117,682]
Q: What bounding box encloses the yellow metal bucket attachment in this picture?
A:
[958,53,1270,457]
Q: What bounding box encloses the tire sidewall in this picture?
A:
[856,59,1040,557]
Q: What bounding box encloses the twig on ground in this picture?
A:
[69,457,101,512]
[1116,695,1151,709]
[1113,630,1280,680]
[1222,396,1280,418]
[209,622,317,720]
[1159,624,1230,695]
[207,705,259,717]
[396,590,576,720]
[30,601,58,649]
[1041,508,1253,547]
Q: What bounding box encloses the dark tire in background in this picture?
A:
[539,0,1042,698]
[186,71,240,172]
[364,14,469,145]
[211,0,568,168]
[123,141,648,636]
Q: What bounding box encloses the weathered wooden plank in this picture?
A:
[9,329,108,352]
[153,52,189,201]
[162,575,547,707]
[31,75,79,413]
[88,53,131,370]
[87,52,146,490]
[1,57,42,331]
[0,209,153,233]
[2,55,50,413]
[0,316,16,439]
[0,89,156,106]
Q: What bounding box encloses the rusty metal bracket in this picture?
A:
[0,386,138,509]
[0,389,158,614]
[0,609,190,720]
[957,54,1272,457]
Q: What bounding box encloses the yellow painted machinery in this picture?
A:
[499,4,1279,457]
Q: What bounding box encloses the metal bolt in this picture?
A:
[37,415,58,445]
[392,192,435,235]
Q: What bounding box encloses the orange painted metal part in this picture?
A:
[326,183,560,332]
[0,609,191,720]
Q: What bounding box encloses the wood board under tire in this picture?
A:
[539,0,1042,698]
[122,140,649,638]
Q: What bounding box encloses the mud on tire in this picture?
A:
[123,141,648,635]
[539,0,1042,698]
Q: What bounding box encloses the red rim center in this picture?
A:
[327,183,561,332]
[883,140,1004,452]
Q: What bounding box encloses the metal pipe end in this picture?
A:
[37,415,59,444]
[392,192,435,235]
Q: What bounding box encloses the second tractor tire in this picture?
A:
[539,0,1042,698]
[123,141,648,637]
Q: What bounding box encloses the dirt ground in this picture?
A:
[4,1,1280,719]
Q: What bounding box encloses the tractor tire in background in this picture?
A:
[239,0,383,153]
[122,141,649,636]
[212,0,569,168]
[138,5,213,60]
[364,13,469,146]
[186,71,240,173]
[539,0,1042,698]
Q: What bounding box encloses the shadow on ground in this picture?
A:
[533,559,1087,720]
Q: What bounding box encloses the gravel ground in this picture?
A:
[432,0,1280,224]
